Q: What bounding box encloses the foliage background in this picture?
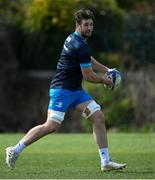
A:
[0,0,155,132]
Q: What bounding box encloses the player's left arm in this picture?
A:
[91,56,109,74]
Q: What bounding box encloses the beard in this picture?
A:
[81,31,92,38]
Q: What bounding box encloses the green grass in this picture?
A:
[0,133,155,179]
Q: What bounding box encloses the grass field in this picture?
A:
[0,133,155,179]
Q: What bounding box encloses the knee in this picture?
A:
[43,121,60,134]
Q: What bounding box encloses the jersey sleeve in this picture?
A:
[77,44,92,68]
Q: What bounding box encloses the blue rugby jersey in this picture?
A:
[51,32,92,90]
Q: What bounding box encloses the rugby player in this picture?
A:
[6,9,126,171]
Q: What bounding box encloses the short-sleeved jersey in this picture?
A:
[51,32,92,90]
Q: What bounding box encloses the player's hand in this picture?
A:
[102,74,113,86]
[102,68,116,76]
[108,68,116,72]
[102,68,116,87]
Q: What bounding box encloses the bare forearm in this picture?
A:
[81,65,112,86]
[91,56,108,74]
[83,70,112,86]
[84,71,104,84]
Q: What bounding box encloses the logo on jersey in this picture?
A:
[64,45,68,51]
[55,102,63,108]
[63,36,71,51]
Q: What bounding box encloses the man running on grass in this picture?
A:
[6,9,126,171]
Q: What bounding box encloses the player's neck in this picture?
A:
[75,30,88,40]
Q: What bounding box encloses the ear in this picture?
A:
[75,22,81,31]
[76,22,80,28]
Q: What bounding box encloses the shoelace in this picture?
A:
[8,150,18,161]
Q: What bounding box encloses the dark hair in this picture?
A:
[74,9,94,24]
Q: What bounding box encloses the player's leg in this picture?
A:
[75,100,109,162]
[89,110,108,148]
[74,90,126,171]
[18,116,61,146]
[87,110,126,171]
[74,99,108,147]
[5,112,61,170]
[5,88,72,170]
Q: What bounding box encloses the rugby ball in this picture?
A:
[106,69,122,90]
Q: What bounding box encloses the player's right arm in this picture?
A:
[81,65,112,86]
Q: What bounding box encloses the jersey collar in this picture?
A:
[74,31,87,42]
